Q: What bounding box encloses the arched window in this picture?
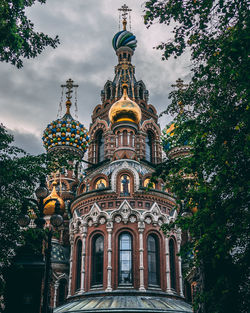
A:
[147,235,160,286]
[119,233,133,285]
[169,239,177,290]
[58,279,67,306]
[75,239,82,291]
[96,131,104,163]
[145,131,154,162]
[92,235,104,286]
[139,86,144,99]
[107,86,111,100]
[123,130,128,146]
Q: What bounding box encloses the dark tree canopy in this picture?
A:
[0,0,59,68]
[145,1,250,313]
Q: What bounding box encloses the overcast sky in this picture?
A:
[0,0,191,155]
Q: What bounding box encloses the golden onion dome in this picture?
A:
[109,85,141,125]
[43,181,65,216]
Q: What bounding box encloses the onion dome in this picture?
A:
[42,99,90,156]
[109,85,141,124]
[43,181,65,216]
[162,120,191,159]
[112,30,137,51]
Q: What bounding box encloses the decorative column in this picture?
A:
[177,230,184,297]
[53,282,59,308]
[106,221,113,291]
[67,233,74,298]
[165,236,172,294]
[80,224,87,293]
[138,221,146,291]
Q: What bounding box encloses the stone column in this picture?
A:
[177,230,184,297]
[106,221,113,291]
[80,225,87,293]
[53,282,59,308]
[165,236,172,294]
[138,221,146,291]
[67,234,74,298]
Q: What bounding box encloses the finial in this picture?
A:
[118,4,132,31]
[61,78,79,114]
[121,83,128,100]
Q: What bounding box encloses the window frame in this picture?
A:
[147,234,160,287]
[75,239,82,291]
[118,232,133,286]
[91,234,104,287]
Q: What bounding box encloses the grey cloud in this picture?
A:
[0,0,191,154]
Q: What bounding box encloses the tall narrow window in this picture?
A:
[92,235,104,286]
[119,233,133,285]
[145,131,154,162]
[96,131,104,163]
[58,279,67,306]
[169,239,176,290]
[147,235,159,286]
[75,240,82,291]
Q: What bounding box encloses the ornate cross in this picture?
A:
[118,4,132,21]
[171,78,188,90]
[118,4,132,30]
[61,78,78,101]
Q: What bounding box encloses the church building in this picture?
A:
[38,5,192,313]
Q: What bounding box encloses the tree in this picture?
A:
[144,1,250,313]
[0,124,76,308]
[0,0,59,68]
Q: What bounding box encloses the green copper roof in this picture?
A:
[54,295,192,313]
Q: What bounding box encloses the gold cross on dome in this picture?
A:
[61,78,79,101]
[118,4,132,20]
[171,78,188,90]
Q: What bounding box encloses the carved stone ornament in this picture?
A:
[88,219,93,227]
[115,215,122,223]
[145,216,152,224]
[99,217,106,225]
[129,215,137,223]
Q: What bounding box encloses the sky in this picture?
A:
[0,0,191,155]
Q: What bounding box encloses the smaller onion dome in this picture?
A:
[109,85,141,125]
[42,99,90,155]
[112,30,137,51]
[43,181,65,216]
[162,119,191,159]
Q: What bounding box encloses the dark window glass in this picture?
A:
[75,240,82,291]
[145,132,154,162]
[97,132,104,163]
[92,235,104,286]
[58,279,67,305]
[139,86,143,99]
[169,239,176,290]
[119,233,133,285]
[147,235,159,286]
[107,87,111,100]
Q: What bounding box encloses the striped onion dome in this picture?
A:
[112,30,137,51]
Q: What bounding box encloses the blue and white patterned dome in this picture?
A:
[112,30,137,51]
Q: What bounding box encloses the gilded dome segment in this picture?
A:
[43,181,65,216]
[112,30,137,51]
[42,102,90,154]
[109,87,141,124]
